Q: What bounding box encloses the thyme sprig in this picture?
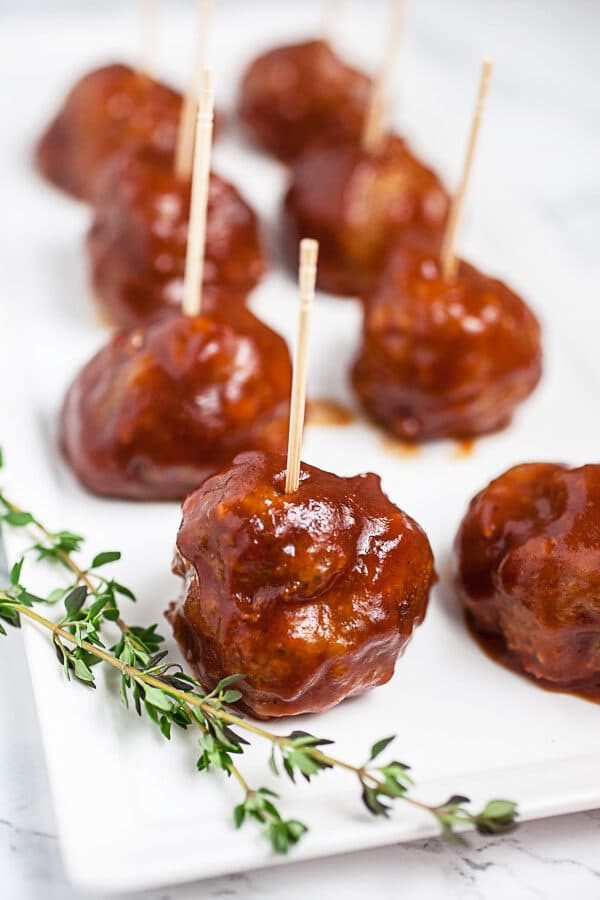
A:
[0,463,518,855]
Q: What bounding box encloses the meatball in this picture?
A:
[352,248,542,440]
[35,64,185,201]
[61,309,291,501]
[282,135,449,296]
[168,450,435,718]
[87,144,267,327]
[238,40,371,162]
[454,464,600,696]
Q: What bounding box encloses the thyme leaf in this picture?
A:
[0,454,518,854]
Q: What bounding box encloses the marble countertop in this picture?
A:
[3,623,600,900]
[1,1,599,898]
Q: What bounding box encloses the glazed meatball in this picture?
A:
[87,145,267,327]
[35,64,185,201]
[238,40,371,162]
[282,135,449,296]
[61,309,291,501]
[454,464,600,697]
[352,248,542,440]
[168,450,435,718]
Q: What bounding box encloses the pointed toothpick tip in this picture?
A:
[440,55,495,282]
[285,239,320,494]
[361,0,407,153]
[174,1,215,180]
[181,65,215,317]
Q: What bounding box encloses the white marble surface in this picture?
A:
[1,1,599,898]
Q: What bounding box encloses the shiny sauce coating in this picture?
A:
[352,249,542,440]
[61,310,291,501]
[88,145,267,327]
[283,135,449,297]
[169,450,435,718]
[454,463,600,700]
[238,40,371,162]
[282,135,449,297]
[35,64,184,201]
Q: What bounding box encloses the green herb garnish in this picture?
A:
[0,456,517,855]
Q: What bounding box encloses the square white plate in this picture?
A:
[2,2,599,893]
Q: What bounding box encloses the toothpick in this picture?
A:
[174,0,214,180]
[440,58,495,282]
[285,239,319,495]
[361,0,406,154]
[320,0,346,44]
[181,68,214,318]
[138,0,158,79]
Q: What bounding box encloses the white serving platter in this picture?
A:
[2,2,599,893]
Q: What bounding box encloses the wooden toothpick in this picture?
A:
[361,0,406,154]
[440,58,495,282]
[181,67,214,318]
[138,0,158,79]
[284,239,319,495]
[174,0,214,181]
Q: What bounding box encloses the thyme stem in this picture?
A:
[4,598,472,826]
[0,481,519,849]
[1,497,95,591]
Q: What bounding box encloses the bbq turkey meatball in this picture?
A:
[87,145,267,327]
[282,135,449,296]
[168,450,435,718]
[61,309,291,501]
[352,248,542,441]
[35,64,186,201]
[238,40,371,162]
[454,464,600,696]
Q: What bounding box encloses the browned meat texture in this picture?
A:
[35,64,184,201]
[282,135,449,296]
[352,248,542,440]
[61,311,291,501]
[238,40,371,162]
[88,145,267,327]
[454,464,600,696]
[168,450,435,718]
